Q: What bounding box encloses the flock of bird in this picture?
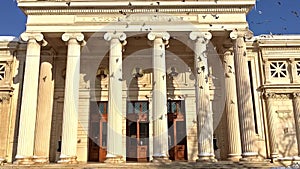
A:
[65,0,300,35]
[249,0,300,35]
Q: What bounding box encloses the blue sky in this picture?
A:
[1,0,300,37]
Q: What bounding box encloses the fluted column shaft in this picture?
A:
[148,32,170,161]
[223,48,242,161]
[293,92,300,156]
[104,32,126,163]
[33,52,55,163]
[59,33,85,164]
[230,31,258,159]
[15,33,47,164]
[264,92,278,160]
[190,32,215,161]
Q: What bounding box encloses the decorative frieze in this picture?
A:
[0,93,11,103]
[264,92,291,100]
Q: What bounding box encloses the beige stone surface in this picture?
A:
[1,0,300,166]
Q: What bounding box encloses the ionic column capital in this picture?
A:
[147,32,170,41]
[62,32,85,45]
[189,32,212,42]
[21,32,48,47]
[104,32,126,42]
[229,29,253,40]
[293,92,300,99]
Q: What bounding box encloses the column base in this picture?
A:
[240,152,261,162]
[227,154,242,162]
[151,156,171,163]
[104,156,124,163]
[57,156,78,164]
[197,154,217,162]
[276,156,300,166]
[33,156,49,164]
[270,153,279,163]
[14,156,35,165]
[0,157,7,165]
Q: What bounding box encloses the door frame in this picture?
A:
[126,101,149,162]
[167,100,187,161]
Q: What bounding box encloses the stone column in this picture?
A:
[104,32,126,163]
[147,32,170,162]
[293,92,300,156]
[222,47,242,161]
[15,32,47,164]
[230,30,258,160]
[33,50,55,163]
[189,32,215,162]
[263,92,279,161]
[59,33,85,164]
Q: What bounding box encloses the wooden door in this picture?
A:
[126,101,149,162]
[167,100,187,161]
[88,101,108,162]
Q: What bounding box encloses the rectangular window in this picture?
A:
[269,61,288,78]
[127,101,149,114]
[248,61,258,134]
[296,61,300,76]
[98,102,107,114]
[0,63,5,80]
[167,100,184,114]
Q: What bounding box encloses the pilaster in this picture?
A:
[263,92,279,161]
[293,92,300,156]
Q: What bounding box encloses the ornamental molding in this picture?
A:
[0,93,11,103]
[21,5,250,15]
[263,92,291,100]
[261,47,300,52]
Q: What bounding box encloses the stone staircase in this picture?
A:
[0,161,284,169]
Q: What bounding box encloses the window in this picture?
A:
[296,61,300,76]
[269,61,287,78]
[98,101,108,114]
[167,100,184,114]
[127,101,148,114]
[0,64,5,80]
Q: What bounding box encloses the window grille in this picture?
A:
[270,61,287,78]
[0,64,5,80]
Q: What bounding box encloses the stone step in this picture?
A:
[0,161,281,169]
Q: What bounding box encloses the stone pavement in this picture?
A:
[0,161,288,169]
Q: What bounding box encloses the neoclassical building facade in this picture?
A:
[0,0,300,165]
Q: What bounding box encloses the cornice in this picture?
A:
[19,2,253,15]
[258,84,300,93]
